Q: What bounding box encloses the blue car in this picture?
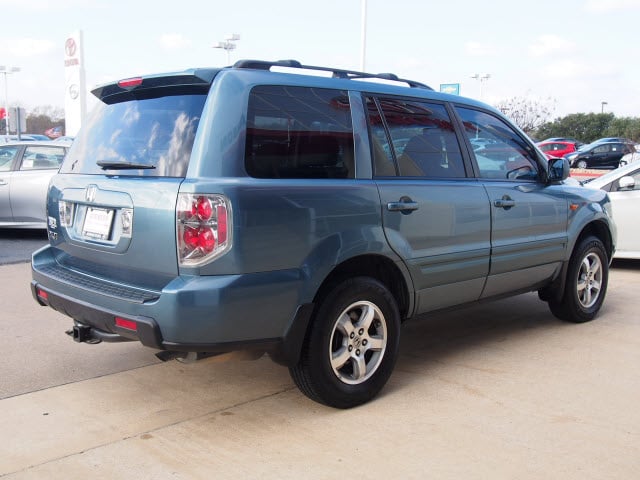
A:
[31,60,616,408]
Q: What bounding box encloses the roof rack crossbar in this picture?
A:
[232,59,433,90]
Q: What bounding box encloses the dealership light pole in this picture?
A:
[360,0,367,71]
[0,66,20,135]
[471,73,490,99]
[213,34,240,64]
[601,101,608,113]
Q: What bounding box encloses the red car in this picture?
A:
[537,140,577,158]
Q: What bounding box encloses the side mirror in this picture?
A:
[618,176,635,191]
[548,157,570,182]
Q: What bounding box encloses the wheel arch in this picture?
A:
[313,254,413,321]
[576,219,614,262]
[540,219,613,303]
[273,253,413,368]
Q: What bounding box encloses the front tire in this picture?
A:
[548,236,608,323]
[576,159,588,169]
[289,277,401,408]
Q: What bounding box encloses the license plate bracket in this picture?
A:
[82,207,114,240]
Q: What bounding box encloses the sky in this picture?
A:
[1,0,640,121]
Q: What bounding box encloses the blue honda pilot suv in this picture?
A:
[31,60,616,408]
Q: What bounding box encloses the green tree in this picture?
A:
[604,116,640,141]
[534,113,617,143]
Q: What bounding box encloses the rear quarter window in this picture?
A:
[245,85,355,179]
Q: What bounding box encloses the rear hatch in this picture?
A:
[47,69,216,290]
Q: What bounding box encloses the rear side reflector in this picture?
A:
[37,289,49,301]
[115,317,137,331]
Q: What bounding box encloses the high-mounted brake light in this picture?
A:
[118,77,143,89]
[177,194,232,266]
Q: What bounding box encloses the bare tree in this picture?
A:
[26,105,65,135]
[495,96,556,135]
[29,105,65,122]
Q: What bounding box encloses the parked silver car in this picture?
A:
[585,162,640,259]
[0,141,69,228]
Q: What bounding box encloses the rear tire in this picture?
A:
[548,236,608,323]
[289,277,401,408]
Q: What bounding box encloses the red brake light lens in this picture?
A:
[196,196,213,221]
[183,226,200,249]
[118,77,143,89]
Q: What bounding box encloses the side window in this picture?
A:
[456,107,540,181]
[365,97,396,176]
[593,144,609,154]
[0,146,19,172]
[369,97,465,178]
[20,146,66,171]
[245,86,354,179]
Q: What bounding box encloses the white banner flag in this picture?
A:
[64,30,87,137]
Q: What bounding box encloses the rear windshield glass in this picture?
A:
[60,93,207,177]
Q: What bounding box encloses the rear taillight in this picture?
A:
[58,200,75,227]
[177,194,232,266]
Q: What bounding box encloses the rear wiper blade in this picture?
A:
[97,160,156,170]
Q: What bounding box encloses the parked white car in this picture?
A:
[585,162,640,259]
[620,151,640,165]
[0,141,69,228]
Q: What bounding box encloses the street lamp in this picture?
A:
[360,0,367,71]
[471,73,491,99]
[0,66,20,135]
[213,34,240,64]
[601,101,608,113]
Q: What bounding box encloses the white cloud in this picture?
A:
[0,0,93,10]
[539,60,591,79]
[464,41,498,57]
[585,0,640,12]
[159,33,192,51]
[539,59,620,79]
[2,37,56,57]
[529,35,576,57]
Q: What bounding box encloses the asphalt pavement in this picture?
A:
[0,228,48,265]
[1,260,639,479]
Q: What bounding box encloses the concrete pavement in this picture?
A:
[1,261,639,479]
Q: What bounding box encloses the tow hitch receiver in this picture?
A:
[66,324,98,343]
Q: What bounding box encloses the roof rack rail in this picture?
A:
[232,59,433,90]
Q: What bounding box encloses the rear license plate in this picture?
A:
[82,207,114,240]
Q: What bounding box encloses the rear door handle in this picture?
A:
[387,200,419,213]
[494,196,516,209]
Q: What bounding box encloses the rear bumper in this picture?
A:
[31,246,314,366]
